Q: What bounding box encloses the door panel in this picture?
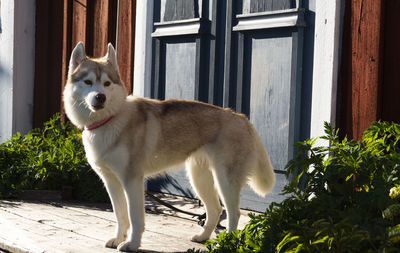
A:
[229,6,305,211]
[248,32,293,171]
[148,0,312,212]
[165,41,197,100]
[162,0,200,22]
[242,0,296,13]
[148,0,207,200]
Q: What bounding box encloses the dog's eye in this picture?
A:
[84,80,92,85]
[104,81,111,87]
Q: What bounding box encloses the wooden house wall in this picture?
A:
[338,0,400,140]
[31,0,400,211]
[34,0,136,128]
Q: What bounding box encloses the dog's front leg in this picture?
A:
[101,172,130,249]
[117,175,145,252]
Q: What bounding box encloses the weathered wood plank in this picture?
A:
[71,0,88,49]
[381,1,400,123]
[0,196,253,252]
[117,0,136,93]
[248,32,293,172]
[338,0,385,140]
[61,0,73,122]
[222,0,236,109]
[350,0,384,140]
[0,204,112,253]
[242,0,294,14]
[164,41,197,100]
[89,0,116,57]
[163,0,199,22]
[33,0,64,127]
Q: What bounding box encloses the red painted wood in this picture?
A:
[117,0,136,93]
[61,0,73,122]
[88,0,117,57]
[33,0,65,128]
[35,0,136,125]
[337,0,353,139]
[351,0,384,140]
[71,0,88,49]
[338,0,385,140]
[381,1,400,123]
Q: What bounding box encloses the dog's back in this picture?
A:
[122,97,276,196]
[63,42,275,251]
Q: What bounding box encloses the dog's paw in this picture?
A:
[117,241,140,252]
[190,233,210,243]
[105,237,125,249]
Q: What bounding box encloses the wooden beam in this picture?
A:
[117,0,136,93]
[88,0,117,57]
[381,1,400,123]
[33,0,64,128]
[71,0,88,50]
[350,0,385,140]
[338,0,385,140]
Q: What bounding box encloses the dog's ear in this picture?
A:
[105,43,119,71]
[69,42,86,75]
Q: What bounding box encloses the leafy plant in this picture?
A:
[202,122,400,252]
[0,114,108,202]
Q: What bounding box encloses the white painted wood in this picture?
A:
[233,9,305,31]
[0,0,35,143]
[165,42,197,100]
[0,0,15,143]
[152,18,202,37]
[249,34,293,171]
[133,1,153,98]
[12,0,36,138]
[160,0,167,21]
[242,0,251,14]
[310,0,342,145]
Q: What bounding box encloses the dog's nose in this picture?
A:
[95,93,106,104]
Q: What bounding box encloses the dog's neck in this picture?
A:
[84,116,114,131]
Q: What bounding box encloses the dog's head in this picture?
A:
[63,42,127,129]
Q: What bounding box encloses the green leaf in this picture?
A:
[311,235,330,245]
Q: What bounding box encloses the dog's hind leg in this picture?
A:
[213,167,242,233]
[187,157,222,242]
[100,171,130,249]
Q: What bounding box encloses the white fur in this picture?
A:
[63,42,275,252]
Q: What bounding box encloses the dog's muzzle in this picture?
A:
[92,93,106,110]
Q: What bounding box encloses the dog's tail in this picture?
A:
[248,136,275,197]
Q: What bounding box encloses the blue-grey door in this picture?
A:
[147,0,315,212]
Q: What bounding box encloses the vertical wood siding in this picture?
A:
[34,0,65,128]
[248,32,293,171]
[351,0,384,141]
[117,0,136,94]
[338,0,400,140]
[34,0,136,127]
[381,1,400,123]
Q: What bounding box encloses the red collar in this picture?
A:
[84,116,114,131]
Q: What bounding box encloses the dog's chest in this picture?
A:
[82,129,129,171]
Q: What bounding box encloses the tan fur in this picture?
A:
[63,42,275,252]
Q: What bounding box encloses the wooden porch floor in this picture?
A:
[0,194,251,253]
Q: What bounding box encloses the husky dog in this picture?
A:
[63,42,275,252]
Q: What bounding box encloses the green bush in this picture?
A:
[203,122,400,252]
[0,114,108,202]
